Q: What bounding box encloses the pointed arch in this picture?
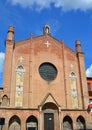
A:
[1,95,9,107]
[40,93,59,109]
[70,72,76,78]
[63,115,73,130]
[70,72,78,109]
[15,65,25,107]
[26,115,38,130]
[77,115,86,129]
[9,115,21,130]
[16,65,25,73]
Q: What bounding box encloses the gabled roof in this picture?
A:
[40,92,60,107]
[14,33,76,54]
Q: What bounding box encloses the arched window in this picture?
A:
[2,95,9,107]
[77,116,86,129]
[70,72,78,109]
[15,65,25,107]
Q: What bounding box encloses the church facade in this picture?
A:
[0,25,92,130]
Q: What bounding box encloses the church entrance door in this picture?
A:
[44,113,54,130]
[42,102,59,130]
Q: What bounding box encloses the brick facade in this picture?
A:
[0,25,92,130]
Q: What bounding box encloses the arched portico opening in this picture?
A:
[63,115,73,130]
[9,115,21,130]
[26,115,38,130]
[77,116,86,130]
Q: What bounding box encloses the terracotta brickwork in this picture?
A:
[0,25,91,130]
[87,77,92,100]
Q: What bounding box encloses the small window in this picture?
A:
[89,99,92,103]
[87,83,91,91]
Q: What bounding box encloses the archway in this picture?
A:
[63,116,73,130]
[26,115,38,130]
[42,102,59,130]
[9,115,21,130]
[77,116,86,130]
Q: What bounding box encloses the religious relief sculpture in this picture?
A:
[43,25,50,34]
[15,65,25,107]
[70,72,78,109]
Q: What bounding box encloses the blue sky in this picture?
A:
[0,0,92,86]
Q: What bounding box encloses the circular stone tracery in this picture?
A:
[39,62,57,81]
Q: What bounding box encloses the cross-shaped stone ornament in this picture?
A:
[44,41,50,48]
[18,56,24,62]
[70,64,74,68]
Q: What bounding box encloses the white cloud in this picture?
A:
[86,64,92,77]
[0,52,5,73]
[8,0,92,11]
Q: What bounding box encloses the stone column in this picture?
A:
[59,107,61,130]
[39,106,42,130]
[73,120,77,130]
